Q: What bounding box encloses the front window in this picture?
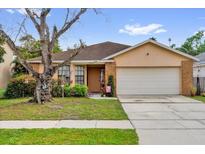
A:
[58,65,70,84]
[75,66,84,84]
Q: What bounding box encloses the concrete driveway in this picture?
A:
[120,95,205,145]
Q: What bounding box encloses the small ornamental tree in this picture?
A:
[107,75,114,97]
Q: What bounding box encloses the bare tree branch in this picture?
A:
[56,8,87,38]
[49,9,87,56]
[64,9,70,26]
[14,17,27,42]
[21,22,28,35]
[93,8,101,14]
[25,9,41,33]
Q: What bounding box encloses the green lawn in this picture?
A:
[191,96,205,102]
[0,97,127,120]
[0,128,138,145]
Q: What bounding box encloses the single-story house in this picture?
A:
[0,42,15,88]
[28,39,198,96]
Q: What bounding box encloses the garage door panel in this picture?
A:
[116,68,180,95]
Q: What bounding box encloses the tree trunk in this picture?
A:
[34,74,52,104]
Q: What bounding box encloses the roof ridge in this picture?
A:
[84,41,130,48]
[31,41,130,57]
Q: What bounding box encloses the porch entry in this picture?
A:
[87,66,105,93]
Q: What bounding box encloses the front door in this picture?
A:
[87,67,103,93]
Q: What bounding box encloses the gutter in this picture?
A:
[27,60,114,64]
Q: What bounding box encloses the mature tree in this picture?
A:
[0,34,5,63]
[0,8,88,104]
[177,31,205,56]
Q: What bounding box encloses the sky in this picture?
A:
[0,8,205,50]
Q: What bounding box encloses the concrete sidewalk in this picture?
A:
[0,120,133,129]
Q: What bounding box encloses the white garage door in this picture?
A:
[116,68,180,95]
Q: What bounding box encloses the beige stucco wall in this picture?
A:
[114,42,190,67]
[30,63,59,80]
[0,43,14,88]
[31,63,40,73]
[30,63,81,85]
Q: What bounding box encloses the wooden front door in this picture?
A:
[87,67,102,93]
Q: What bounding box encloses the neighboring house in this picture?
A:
[0,42,15,88]
[193,52,205,92]
[193,52,205,77]
[28,39,198,96]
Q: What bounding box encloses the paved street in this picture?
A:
[121,95,205,145]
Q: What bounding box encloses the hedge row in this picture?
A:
[4,75,88,98]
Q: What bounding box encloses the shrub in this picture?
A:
[106,75,115,97]
[64,84,71,97]
[190,86,197,96]
[53,84,88,97]
[4,75,88,98]
[51,84,62,97]
[71,84,88,97]
[4,75,36,98]
[51,80,63,97]
[51,81,72,97]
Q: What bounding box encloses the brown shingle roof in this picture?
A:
[28,50,75,62]
[28,41,130,62]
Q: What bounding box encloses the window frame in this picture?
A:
[75,65,85,85]
[58,65,70,84]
